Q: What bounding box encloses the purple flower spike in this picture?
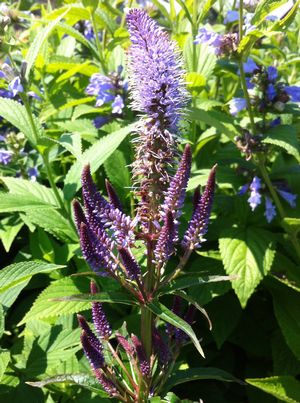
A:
[90,281,112,339]
[154,211,175,264]
[182,165,217,250]
[161,144,192,222]
[131,334,150,376]
[126,9,187,130]
[81,165,135,247]
[192,186,201,213]
[80,330,105,370]
[264,196,276,223]
[105,179,123,211]
[72,200,87,231]
[94,369,118,397]
[79,223,116,275]
[118,248,142,281]
[153,327,170,365]
[117,334,135,355]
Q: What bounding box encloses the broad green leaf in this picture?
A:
[189,107,239,140]
[247,376,300,403]
[266,276,300,360]
[219,227,276,307]
[0,350,10,382]
[184,38,216,78]
[146,300,205,357]
[163,367,242,394]
[0,216,24,252]
[0,261,64,294]
[0,281,31,309]
[158,274,233,295]
[252,0,288,25]
[27,374,109,396]
[275,0,300,30]
[25,11,69,79]
[263,125,300,161]
[63,123,134,199]
[0,177,60,207]
[0,193,54,213]
[55,291,136,306]
[56,133,83,159]
[282,218,300,235]
[19,277,91,325]
[104,150,131,198]
[24,208,78,242]
[0,98,44,145]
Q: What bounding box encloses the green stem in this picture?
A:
[238,60,256,134]
[90,11,107,73]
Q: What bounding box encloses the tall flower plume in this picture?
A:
[126,9,188,227]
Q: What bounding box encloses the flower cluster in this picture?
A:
[240,176,297,222]
[194,27,238,57]
[85,67,126,128]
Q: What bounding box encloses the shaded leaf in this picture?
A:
[247,376,300,403]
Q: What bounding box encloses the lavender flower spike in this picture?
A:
[154,211,175,264]
[80,330,105,370]
[94,369,118,397]
[90,281,112,339]
[182,165,217,250]
[161,144,192,221]
[118,247,142,282]
[105,179,123,211]
[131,334,150,376]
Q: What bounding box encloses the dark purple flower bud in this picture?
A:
[94,369,118,397]
[72,200,87,231]
[105,179,123,211]
[79,223,116,275]
[182,165,216,250]
[192,186,201,213]
[153,327,170,364]
[90,281,112,339]
[80,330,105,370]
[154,211,175,264]
[116,334,135,355]
[161,144,192,222]
[131,334,150,376]
[118,247,142,282]
[81,165,136,247]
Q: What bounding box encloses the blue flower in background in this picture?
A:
[111,95,124,114]
[267,66,278,82]
[247,176,262,210]
[264,196,276,223]
[28,167,38,182]
[0,88,13,98]
[285,86,300,102]
[8,77,23,96]
[270,117,281,127]
[0,149,13,165]
[266,0,294,21]
[93,116,109,129]
[243,58,258,74]
[266,84,277,101]
[194,27,222,49]
[229,97,247,115]
[277,189,297,208]
[224,10,239,24]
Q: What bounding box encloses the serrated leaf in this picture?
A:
[25,11,69,79]
[163,367,242,394]
[263,125,300,161]
[0,350,10,382]
[24,207,78,242]
[0,215,24,252]
[247,376,300,403]
[0,98,44,145]
[0,193,54,213]
[219,227,276,307]
[19,277,91,325]
[146,300,205,358]
[266,276,300,360]
[0,261,64,294]
[63,123,134,200]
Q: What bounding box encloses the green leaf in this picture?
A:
[24,207,78,242]
[247,376,300,403]
[0,261,64,294]
[104,150,131,198]
[282,218,300,235]
[266,276,300,360]
[27,373,108,396]
[0,216,24,252]
[0,193,54,213]
[0,350,10,382]
[146,300,205,357]
[198,0,217,22]
[163,367,243,394]
[54,291,136,306]
[252,0,288,25]
[263,125,300,161]
[219,227,276,307]
[0,305,4,339]
[18,277,92,325]
[184,37,216,78]
[189,107,239,140]
[0,98,44,145]
[25,11,69,79]
[63,123,134,199]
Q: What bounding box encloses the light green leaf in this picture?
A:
[0,216,24,252]
[282,218,300,235]
[63,123,134,199]
[184,37,216,78]
[0,261,64,294]
[266,276,300,360]
[18,277,91,325]
[55,291,136,306]
[25,10,69,79]
[56,22,98,56]
[219,227,276,307]
[263,125,300,161]
[104,150,131,198]
[247,376,300,403]
[0,304,4,339]
[0,98,44,145]
[146,300,205,358]
[0,350,10,382]
[252,0,288,25]
[163,367,242,394]
[0,193,53,213]
[198,0,217,22]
